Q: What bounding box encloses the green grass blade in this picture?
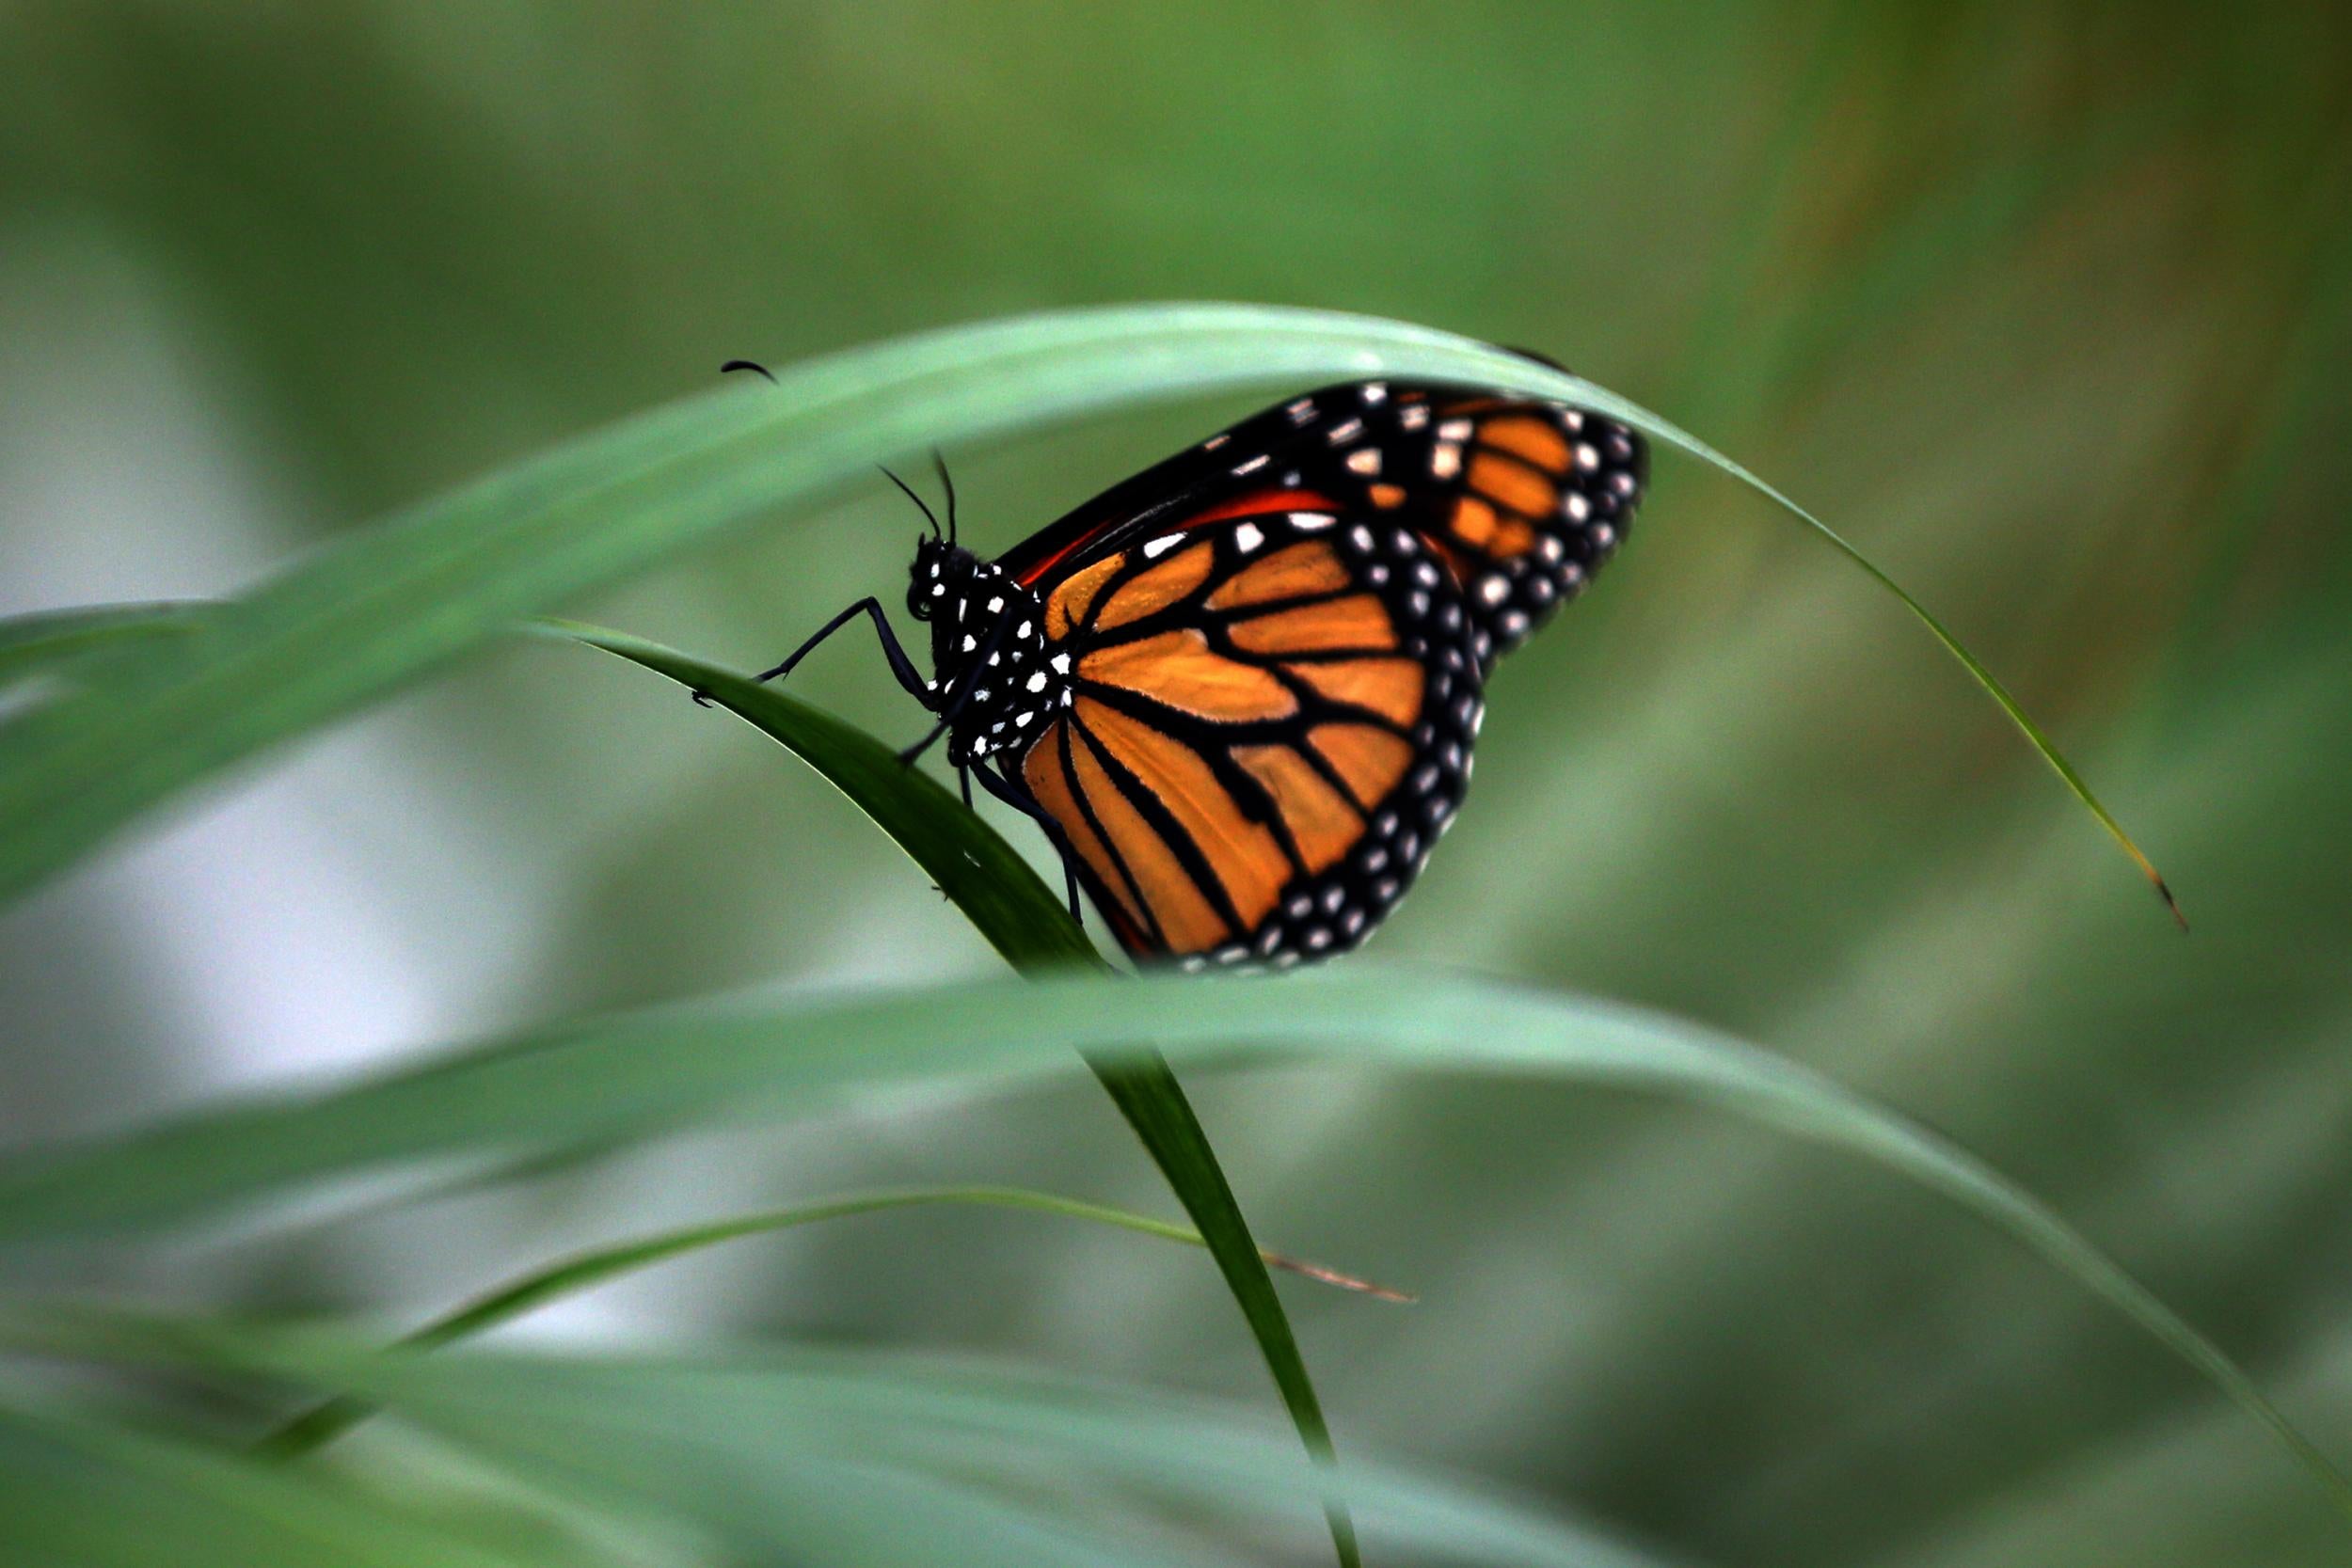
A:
[1079,1050,1359,1564]
[0,602,208,688]
[544,622,1099,972]
[553,621,1362,1566]
[258,1182,1405,1458]
[0,1400,560,1568]
[1,968,2342,1524]
[0,304,2169,918]
[6,1312,1682,1568]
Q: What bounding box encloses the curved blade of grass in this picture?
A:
[0,601,208,689]
[0,998,2338,1520]
[549,621,1362,1566]
[5,1312,1680,1568]
[0,304,2169,920]
[0,1400,559,1568]
[541,621,1100,972]
[542,627,2300,1517]
[259,1182,1406,1459]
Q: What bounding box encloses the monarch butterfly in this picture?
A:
[731,364,1645,970]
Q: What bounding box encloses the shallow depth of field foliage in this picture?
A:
[5,6,2352,1567]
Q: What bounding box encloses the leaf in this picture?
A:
[7,1311,1681,1568]
[258,1182,1406,1458]
[2,965,2343,1523]
[543,622,1098,972]
[0,601,207,689]
[0,1399,564,1568]
[0,304,2169,919]
[552,622,1362,1566]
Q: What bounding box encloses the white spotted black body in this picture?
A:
[905,543,1065,768]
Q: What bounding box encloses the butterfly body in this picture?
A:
[905,544,1063,768]
[767,374,1645,971]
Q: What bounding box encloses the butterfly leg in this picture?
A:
[971,759,1085,927]
[696,597,930,708]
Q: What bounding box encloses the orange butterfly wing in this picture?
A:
[1014,502,1479,968]
[987,375,1641,965]
[1003,382,1641,678]
[1385,392,1644,660]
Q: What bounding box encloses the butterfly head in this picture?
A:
[906,533,979,626]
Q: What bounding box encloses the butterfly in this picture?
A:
[732,364,1645,971]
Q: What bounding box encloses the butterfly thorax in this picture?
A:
[905,540,1067,767]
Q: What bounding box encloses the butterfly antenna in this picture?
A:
[720,358,777,383]
[931,450,959,546]
[878,464,944,542]
[1500,345,1568,373]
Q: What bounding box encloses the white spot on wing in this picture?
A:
[1142,533,1184,558]
[1233,520,1264,552]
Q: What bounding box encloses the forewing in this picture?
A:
[997,378,1645,666]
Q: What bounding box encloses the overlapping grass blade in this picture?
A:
[0,1400,564,1568]
[6,1312,1676,1568]
[260,1181,1405,1458]
[0,304,2169,917]
[551,622,1362,1565]
[545,622,1098,972]
[0,601,207,688]
[1,965,2340,1521]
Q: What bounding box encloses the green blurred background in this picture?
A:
[4,3,2351,1563]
